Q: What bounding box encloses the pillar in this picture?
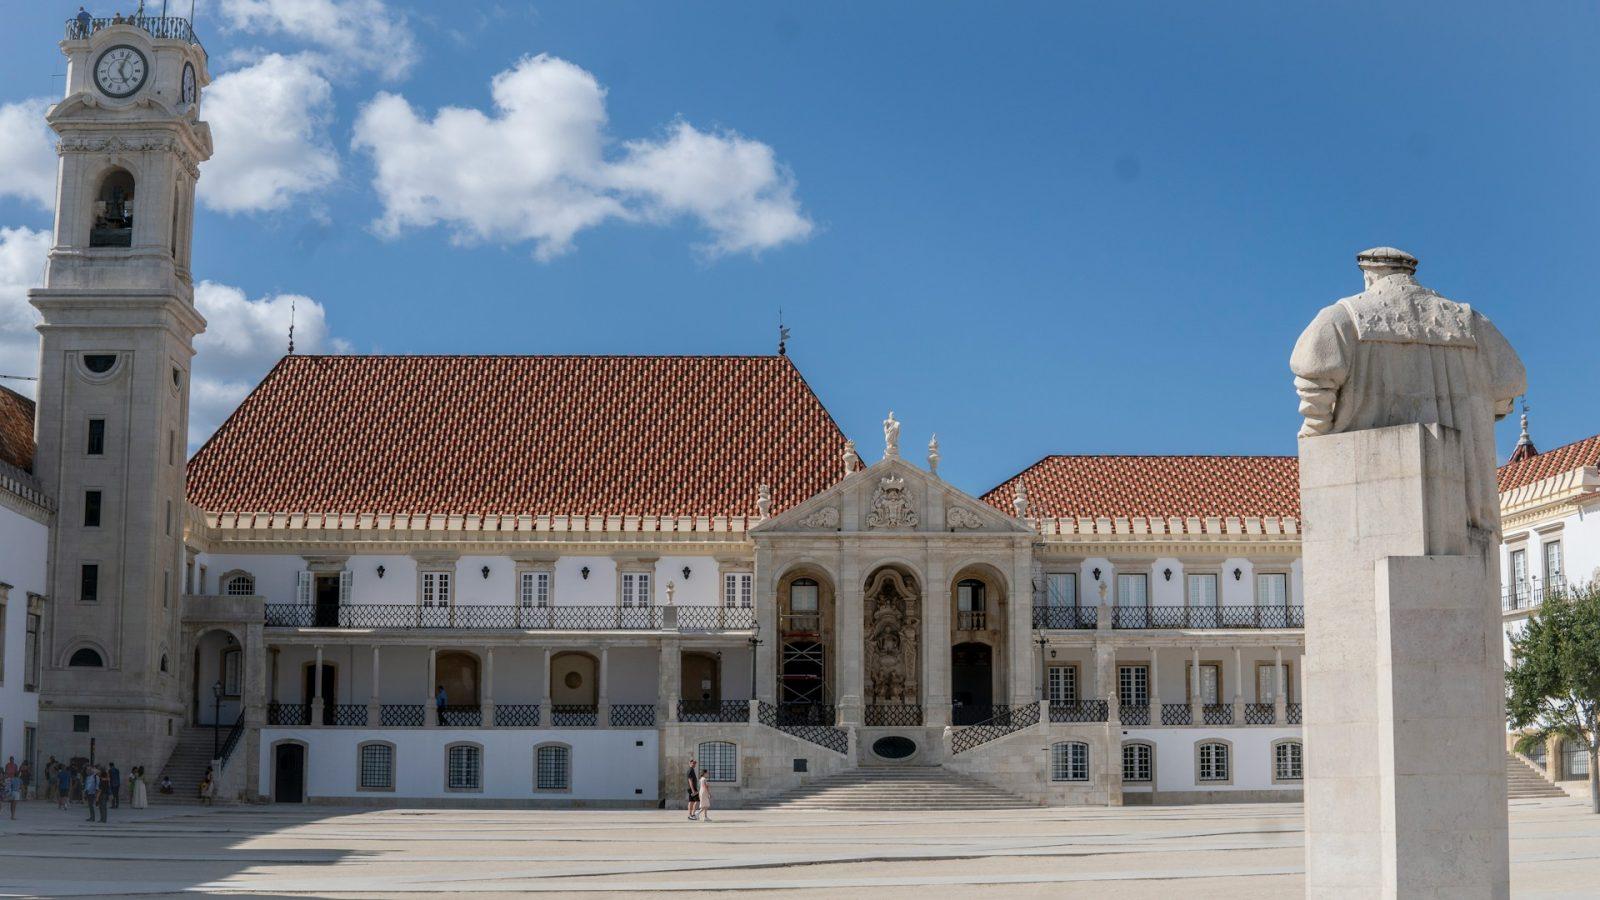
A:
[922,555,950,727]
[1232,646,1244,724]
[310,645,325,727]
[367,646,381,726]
[659,641,680,722]
[482,647,496,727]
[1190,646,1202,726]
[598,646,611,727]
[1095,641,1116,720]
[753,546,779,705]
[540,647,552,724]
[1008,545,1034,705]
[243,623,267,800]
[1148,646,1160,718]
[424,647,438,726]
[836,558,864,726]
[1273,646,1287,725]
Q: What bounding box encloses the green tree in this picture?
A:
[1507,584,1600,813]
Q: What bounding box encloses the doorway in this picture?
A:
[314,575,340,627]
[951,642,994,725]
[273,743,305,802]
[681,652,721,716]
[302,663,336,725]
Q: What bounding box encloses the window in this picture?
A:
[1118,665,1149,705]
[1274,740,1303,783]
[1565,744,1591,780]
[25,610,40,692]
[90,169,135,247]
[535,744,570,791]
[723,573,753,608]
[84,490,102,527]
[1187,573,1218,608]
[168,429,176,466]
[789,578,819,611]
[1050,741,1089,782]
[86,418,105,455]
[1197,741,1231,783]
[69,647,104,668]
[82,354,116,374]
[165,500,171,535]
[519,571,550,607]
[159,654,168,673]
[1185,662,1221,705]
[223,574,256,596]
[1510,548,1529,602]
[359,743,394,791]
[1122,742,1153,783]
[1116,573,1149,607]
[446,744,482,791]
[1047,665,1077,705]
[222,647,242,696]
[1256,573,1288,607]
[73,715,90,733]
[80,564,99,603]
[1046,572,1076,607]
[621,572,651,607]
[1543,541,1564,587]
[957,579,986,612]
[1255,662,1292,702]
[422,571,452,607]
[698,741,737,782]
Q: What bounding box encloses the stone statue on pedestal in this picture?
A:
[883,411,900,459]
[1291,247,1525,532]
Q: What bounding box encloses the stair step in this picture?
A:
[751,766,1038,810]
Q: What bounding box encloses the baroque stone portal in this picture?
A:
[864,568,920,706]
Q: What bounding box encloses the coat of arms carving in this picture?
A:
[798,506,840,528]
[867,475,919,529]
[946,506,985,530]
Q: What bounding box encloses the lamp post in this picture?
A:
[748,622,762,703]
[211,679,223,757]
[1035,633,1049,704]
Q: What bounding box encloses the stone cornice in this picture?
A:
[1499,466,1600,529]
[0,459,54,525]
[1029,514,1298,538]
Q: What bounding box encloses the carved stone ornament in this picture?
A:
[864,568,920,706]
[867,475,919,529]
[945,506,984,530]
[798,506,840,529]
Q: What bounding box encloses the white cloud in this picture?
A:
[200,54,341,214]
[0,99,58,210]
[352,54,813,260]
[0,227,50,397]
[220,0,419,77]
[191,281,350,444]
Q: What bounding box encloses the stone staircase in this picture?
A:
[1506,752,1567,799]
[149,726,220,804]
[748,766,1038,810]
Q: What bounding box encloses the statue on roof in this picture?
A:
[883,411,900,460]
[1290,247,1525,532]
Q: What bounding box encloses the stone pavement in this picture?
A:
[0,797,1594,897]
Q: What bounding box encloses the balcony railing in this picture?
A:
[549,705,598,727]
[1502,580,1566,612]
[438,705,482,727]
[493,704,540,727]
[330,704,368,727]
[1160,703,1192,726]
[1286,703,1302,725]
[381,704,425,727]
[1112,605,1304,629]
[1202,703,1234,725]
[1050,700,1109,724]
[678,700,747,723]
[610,703,657,727]
[956,610,987,630]
[66,16,201,46]
[951,703,1040,754]
[1244,703,1276,725]
[757,700,848,754]
[267,702,309,726]
[1119,702,1150,725]
[1032,605,1096,629]
[676,606,755,631]
[264,603,756,631]
[864,704,923,727]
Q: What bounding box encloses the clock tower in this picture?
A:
[30,17,211,767]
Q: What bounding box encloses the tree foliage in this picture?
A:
[1506,583,1600,812]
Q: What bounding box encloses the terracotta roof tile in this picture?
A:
[1497,433,1600,493]
[185,355,845,518]
[982,454,1300,520]
[0,385,35,473]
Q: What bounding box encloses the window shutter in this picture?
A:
[296,571,312,605]
[339,570,352,604]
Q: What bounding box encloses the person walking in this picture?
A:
[435,684,448,722]
[83,768,99,822]
[697,768,713,822]
[3,757,15,780]
[199,767,214,806]
[56,764,71,810]
[5,772,19,820]
[19,760,31,801]
[685,757,699,820]
[43,757,59,804]
[131,767,147,809]
[108,762,121,809]
[94,768,109,822]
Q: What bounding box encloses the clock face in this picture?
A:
[94,45,148,98]
[181,63,196,105]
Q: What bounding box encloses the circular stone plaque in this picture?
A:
[871,736,917,759]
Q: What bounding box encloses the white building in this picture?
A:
[0,387,47,776]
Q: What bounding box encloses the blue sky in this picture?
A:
[1,2,1595,496]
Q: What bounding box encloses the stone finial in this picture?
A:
[756,483,772,519]
[1509,396,1539,463]
[842,440,861,476]
[883,411,901,460]
[927,433,940,475]
[1012,479,1029,519]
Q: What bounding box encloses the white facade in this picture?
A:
[0,463,48,775]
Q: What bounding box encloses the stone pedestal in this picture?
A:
[1300,423,1509,899]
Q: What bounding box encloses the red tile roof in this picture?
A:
[185,355,846,518]
[983,454,1301,520]
[0,385,35,473]
[1498,433,1600,493]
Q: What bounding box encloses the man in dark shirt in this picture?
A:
[686,758,699,820]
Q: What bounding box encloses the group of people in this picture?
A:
[685,757,715,821]
[31,757,167,821]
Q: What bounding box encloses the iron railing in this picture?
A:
[1119,702,1150,726]
[265,603,681,630]
[678,700,748,723]
[381,704,425,727]
[1112,605,1305,629]
[1050,700,1108,723]
[66,16,201,46]
[267,702,309,726]
[953,703,1001,726]
[610,704,657,727]
[955,610,987,630]
[1286,703,1302,725]
[676,606,756,631]
[550,705,598,727]
[217,712,246,766]
[438,705,482,726]
[757,700,848,754]
[773,703,834,726]
[493,704,540,727]
[1161,703,1192,726]
[1502,580,1566,612]
[951,703,1040,754]
[1203,703,1234,725]
[1032,605,1096,629]
[331,704,368,727]
[1244,703,1276,725]
[864,704,923,727]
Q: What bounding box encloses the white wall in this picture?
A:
[0,503,44,770]
[258,727,659,801]
[1120,727,1302,794]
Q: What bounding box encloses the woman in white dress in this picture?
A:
[130,766,148,809]
[697,770,713,822]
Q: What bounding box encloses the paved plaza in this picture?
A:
[0,798,1594,897]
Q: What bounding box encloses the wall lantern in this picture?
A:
[581,566,590,580]
[1092,568,1101,581]
[1163,568,1172,582]
[1233,568,1243,581]
[682,566,692,580]
[376,565,385,579]
[481,565,491,579]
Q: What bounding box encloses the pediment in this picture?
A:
[753,457,1031,536]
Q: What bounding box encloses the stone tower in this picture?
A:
[30,17,211,767]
